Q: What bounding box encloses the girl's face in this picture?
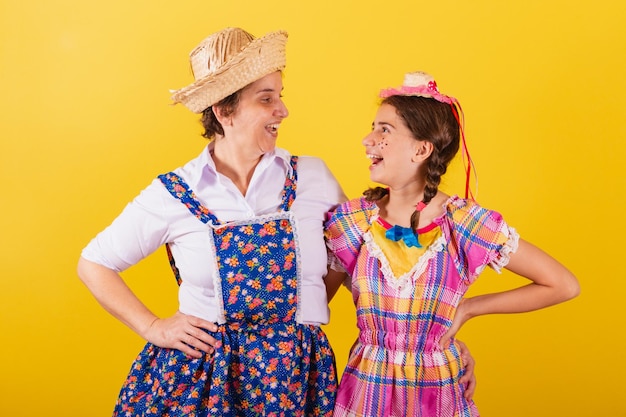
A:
[362,103,424,188]
[226,71,289,154]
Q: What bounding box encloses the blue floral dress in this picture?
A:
[113,157,337,417]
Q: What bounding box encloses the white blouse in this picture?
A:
[81,144,347,325]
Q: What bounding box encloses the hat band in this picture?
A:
[380,81,455,105]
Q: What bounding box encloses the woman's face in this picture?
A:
[362,103,423,187]
[227,71,289,154]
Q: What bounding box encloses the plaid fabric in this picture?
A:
[325,196,516,417]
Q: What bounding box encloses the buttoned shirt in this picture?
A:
[81,144,347,325]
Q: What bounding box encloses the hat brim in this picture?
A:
[171,30,287,114]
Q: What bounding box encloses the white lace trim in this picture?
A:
[363,229,447,293]
[327,251,346,274]
[290,212,304,323]
[207,227,226,324]
[489,225,520,273]
[205,211,292,229]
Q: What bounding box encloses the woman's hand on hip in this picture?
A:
[144,311,220,358]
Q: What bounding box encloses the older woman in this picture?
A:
[78,27,345,416]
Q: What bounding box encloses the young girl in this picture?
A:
[324,72,579,417]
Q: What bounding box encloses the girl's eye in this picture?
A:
[382,126,390,133]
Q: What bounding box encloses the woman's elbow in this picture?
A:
[77,256,88,282]
[77,256,101,286]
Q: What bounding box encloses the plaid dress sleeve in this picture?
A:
[444,196,519,283]
[324,197,375,276]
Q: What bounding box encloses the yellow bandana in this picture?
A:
[371,220,442,277]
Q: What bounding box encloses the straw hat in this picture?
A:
[379,71,456,104]
[170,27,288,113]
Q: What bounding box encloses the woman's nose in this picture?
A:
[276,99,289,118]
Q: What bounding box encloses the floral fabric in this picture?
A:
[113,157,337,416]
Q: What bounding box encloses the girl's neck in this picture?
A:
[378,187,448,229]
[378,185,425,227]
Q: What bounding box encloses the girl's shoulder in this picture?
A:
[336,196,376,214]
[439,196,505,228]
[326,197,377,236]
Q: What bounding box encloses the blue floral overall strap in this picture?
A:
[280,156,298,211]
[157,156,299,285]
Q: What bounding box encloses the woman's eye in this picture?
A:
[382,127,390,133]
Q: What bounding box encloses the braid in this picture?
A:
[363,186,389,202]
[424,151,448,203]
[411,151,448,230]
[410,211,420,232]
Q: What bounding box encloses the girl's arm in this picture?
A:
[77,256,219,357]
[324,268,349,303]
[440,238,580,346]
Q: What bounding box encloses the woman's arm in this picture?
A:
[77,256,219,358]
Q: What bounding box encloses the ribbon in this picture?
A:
[385,225,422,248]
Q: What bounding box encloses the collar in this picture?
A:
[200,142,294,181]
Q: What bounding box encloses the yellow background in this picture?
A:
[1,1,624,416]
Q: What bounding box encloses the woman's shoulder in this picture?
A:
[292,154,333,174]
[280,153,333,180]
[157,146,210,189]
[287,154,346,205]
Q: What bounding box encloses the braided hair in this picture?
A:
[363,95,461,230]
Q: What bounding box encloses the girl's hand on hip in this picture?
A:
[456,339,477,400]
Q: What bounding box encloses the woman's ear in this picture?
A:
[213,105,232,127]
[412,141,434,162]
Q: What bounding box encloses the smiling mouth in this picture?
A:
[267,123,280,134]
[367,153,383,166]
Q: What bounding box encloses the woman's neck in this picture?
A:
[212,137,263,196]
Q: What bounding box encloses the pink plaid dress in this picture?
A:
[325,196,518,417]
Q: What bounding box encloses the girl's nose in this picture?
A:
[362,131,376,146]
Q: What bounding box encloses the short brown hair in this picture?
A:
[200,90,242,140]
